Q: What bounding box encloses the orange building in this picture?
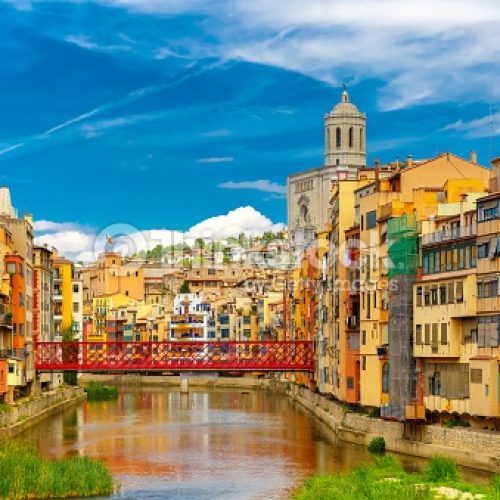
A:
[5,254,25,352]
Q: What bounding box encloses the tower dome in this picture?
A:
[324,86,366,168]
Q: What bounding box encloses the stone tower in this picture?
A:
[324,87,366,167]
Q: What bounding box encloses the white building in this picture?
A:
[168,293,212,340]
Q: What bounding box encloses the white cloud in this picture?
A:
[64,34,132,53]
[0,142,25,156]
[201,128,232,137]
[197,156,234,163]
[187,206,285,239]
[440,112,500,138]
[4,0,32,11]
[33,220,85,232]
[34,206,285,262]
[91,0,500,110]
[219,179,286,194]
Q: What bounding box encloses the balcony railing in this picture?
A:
[0,348,27,359]
[421,224,476,246]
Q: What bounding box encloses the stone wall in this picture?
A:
[0,386,85,437]
[279,379,500,472]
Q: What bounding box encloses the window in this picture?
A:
[382,363,390,393]
[424,286,430,306]
[456,281,463,303]
[349,127,353,148]
[439,285,446,305]
[424,324,430,345]
[73,284,79,293]
[478,242,489,259]
[447,282,455,303]
[429,371,441,396]
[362,330,366,345]
[431,323,438,350]
[346,376,354,390]
[415,324,422,345]
[431,287,438,305]
[362,356,366,370]
[366,210,377,230]
[416,287,422,306]
[73,302,79,313]
[336,127,341,148]
[441,323,448,345]
[478,200,499,221]
[470,368,482,383]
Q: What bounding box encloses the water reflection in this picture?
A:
[16,387,491,499]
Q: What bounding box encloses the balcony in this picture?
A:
[0,348,26,359]
[0,313,12,327]
[421,224,476,246]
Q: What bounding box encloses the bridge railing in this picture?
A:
[34,340,314,372]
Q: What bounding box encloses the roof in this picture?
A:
[329,90,362,116]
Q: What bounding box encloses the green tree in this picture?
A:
[179,281,191,293]
[222,247,232,265]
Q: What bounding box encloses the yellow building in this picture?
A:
[90,293,132,342]
[356,153,490,419]
[81,252,145,302]
[416,207,479,417]
[53,257,73,336]
[235,298,259,341]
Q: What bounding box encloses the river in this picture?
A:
[15,386,491,499]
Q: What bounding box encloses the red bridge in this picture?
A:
[35,340,314,372]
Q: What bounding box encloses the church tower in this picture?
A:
[324,87,366,167]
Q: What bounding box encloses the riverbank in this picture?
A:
[0,440,114,499]
[79,373,500,473]
[293,455,499,499]
[0,386,85,438]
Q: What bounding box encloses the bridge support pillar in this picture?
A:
[180,377,189,394]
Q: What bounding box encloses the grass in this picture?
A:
[0,402,10,414]
[85,382,118,401]
[293,455,500,500]
[0,440,114,499]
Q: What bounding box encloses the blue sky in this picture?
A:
[1,0,499,259]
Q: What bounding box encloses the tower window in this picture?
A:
[336,127,341,148]
[349,127,353,148]
[360,128,364,151]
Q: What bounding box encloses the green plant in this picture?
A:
[368,407,381,418]
[0,403,10,414]
[179,281,190,293]
[0,440,113,498]
[443,416,470,428]
[368,436,386,454]
[492,474,500,495]
[423,456,459,483]
[85,382,118,402]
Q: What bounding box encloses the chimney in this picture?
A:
[406,155,413,168]
[374,159,380,192]
[470,150,477,164]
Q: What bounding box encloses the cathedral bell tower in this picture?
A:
[324,86,366,168]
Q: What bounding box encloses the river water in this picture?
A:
[15,386,490,499]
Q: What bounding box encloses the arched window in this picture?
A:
[360,128,364,151]
[327,128,332,152]
[336,127,341,148]
[382,362,390,394]
[349,127,353,148]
